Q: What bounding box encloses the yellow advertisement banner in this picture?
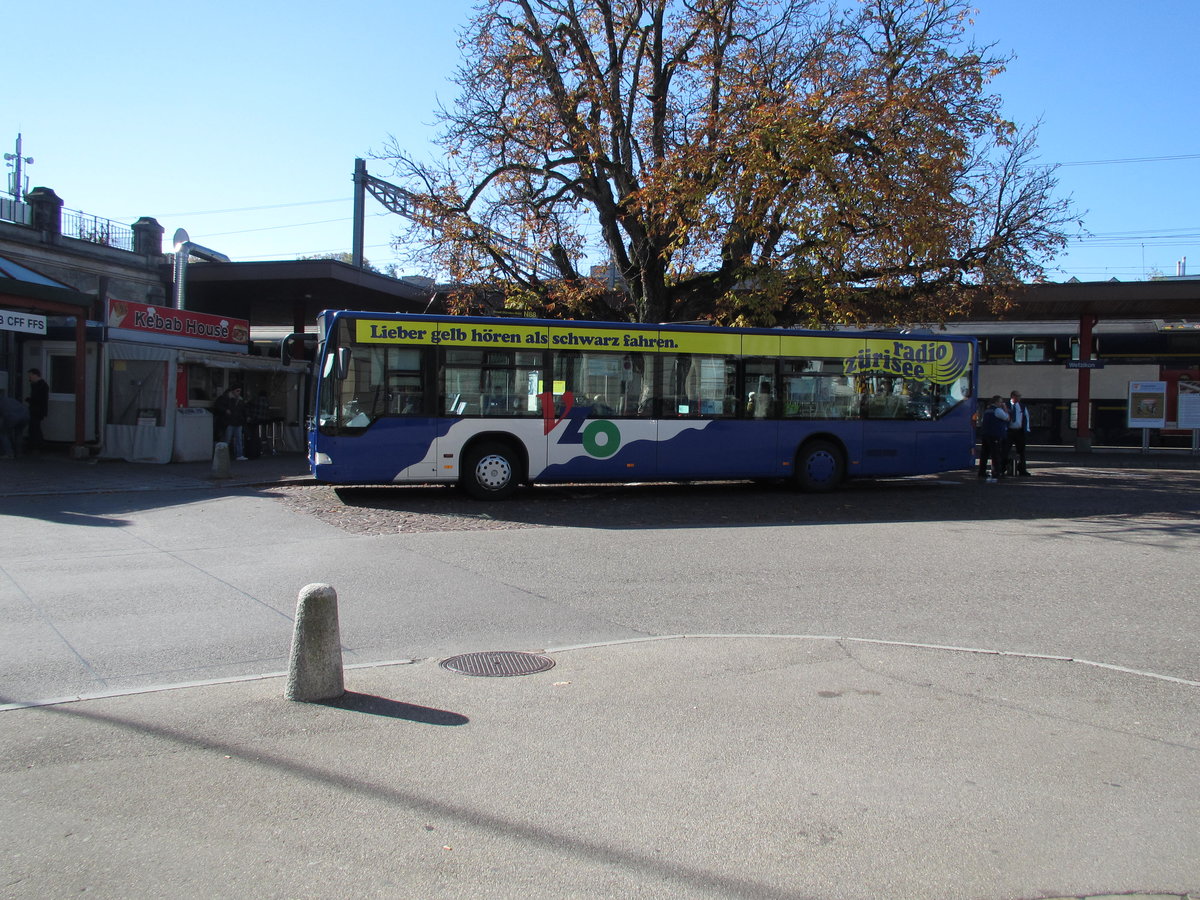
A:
[353,319,971,381]
[844,338,973,385]
[356,319,745,354]
[356,319,548,348]
[777,335,864,358]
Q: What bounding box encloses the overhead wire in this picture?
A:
[130,150,1198,270]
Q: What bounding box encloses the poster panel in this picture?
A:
[1127,380,1167,429]
[1177,379,1200,430]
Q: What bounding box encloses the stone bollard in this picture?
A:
[211,441,231,479]
[285,583,345,702]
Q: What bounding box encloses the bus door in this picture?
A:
[542,351,658,481]
[316,344,440,483]
[658,355,779,479]
[858,375,917,475]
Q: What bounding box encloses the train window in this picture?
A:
[1070,335,1102,359]
[1014,339,1052,363]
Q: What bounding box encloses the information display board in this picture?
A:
[1127,381,1167,429]
[1177,380,1200,430]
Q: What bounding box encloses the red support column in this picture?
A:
[1075,313,1097,453]
[72,313,88,457]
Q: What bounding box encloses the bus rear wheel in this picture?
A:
[795,440,844,493]
[461,440,522,500]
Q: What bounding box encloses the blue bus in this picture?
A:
[296,310,977,498]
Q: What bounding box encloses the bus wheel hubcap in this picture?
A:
[476,455,512,489]
[807,452,834,482]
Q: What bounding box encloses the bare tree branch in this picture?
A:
[380,0,1074,324]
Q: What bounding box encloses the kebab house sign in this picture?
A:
[107,300,249,351]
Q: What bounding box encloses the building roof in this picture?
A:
[980,279,1200,322]
[177,258,438,326]
[0,253,94,313]
[0,255,73,287]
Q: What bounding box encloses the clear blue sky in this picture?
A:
[7,0,1198,283]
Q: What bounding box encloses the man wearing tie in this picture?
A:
[1007,390,1031,476]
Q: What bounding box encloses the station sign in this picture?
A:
[1,308,47,335]
[1066,359,1105,369]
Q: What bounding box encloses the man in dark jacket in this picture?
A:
[214,386,249,460]
[978,395,1010,483]
[26,368,49,452]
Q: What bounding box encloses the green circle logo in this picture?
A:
[582,420,620,458]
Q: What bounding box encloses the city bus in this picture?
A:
[296,310,977,498]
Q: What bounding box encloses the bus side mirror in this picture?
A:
[280,333,305,366]
[321,347,351,381]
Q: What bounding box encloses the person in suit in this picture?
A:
[1007,390,1031,476]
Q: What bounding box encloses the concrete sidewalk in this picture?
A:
[2,445,1198,898]
[0,449,314,497]
[2,635,1197,899]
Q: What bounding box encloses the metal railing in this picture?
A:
[61,207,134,251]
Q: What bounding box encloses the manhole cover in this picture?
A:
[439,651,556,677]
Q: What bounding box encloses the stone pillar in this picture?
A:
[25,187,63,240]
[285,584,345,702]
[132,217,164,257]
[211,442,231,478]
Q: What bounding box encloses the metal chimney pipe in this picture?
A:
[171,228,230,310]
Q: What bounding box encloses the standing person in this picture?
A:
[978,395,1010,483]
[214,386,248,460]
[25,368,49,453]
[1007,390,1031,476]
[248,389,271,456]
[0,394,30,458]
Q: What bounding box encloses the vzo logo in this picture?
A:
[540,392,622,459]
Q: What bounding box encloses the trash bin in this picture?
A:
[173,407,213,462]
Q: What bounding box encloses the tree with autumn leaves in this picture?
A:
[382,0,1075,325]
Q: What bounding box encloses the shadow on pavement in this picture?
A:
[295,463,1200,534]
[320,692,469,725]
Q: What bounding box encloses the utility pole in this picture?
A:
[350,157,560,279]
[351,158,367,270]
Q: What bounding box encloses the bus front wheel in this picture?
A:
[795,440,844,493]
[461,441,522,500]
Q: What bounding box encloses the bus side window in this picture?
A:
[559,351,655,418]
[661,354,737,418]
[742,359,777,418]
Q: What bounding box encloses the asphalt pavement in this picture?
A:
[1,446,1198,899]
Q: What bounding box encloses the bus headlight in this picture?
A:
[315,452,333,466]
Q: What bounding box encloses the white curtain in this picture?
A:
[100,341,176,463]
